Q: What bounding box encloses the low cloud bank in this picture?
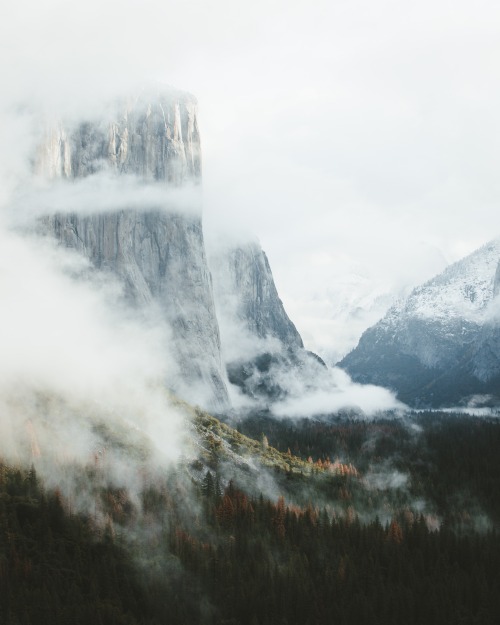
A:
[271,365,405,418]
[216,315,405,418]
[12,174,203,227]
[0,221,187,489]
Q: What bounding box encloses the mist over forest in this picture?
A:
[2,1,500,623]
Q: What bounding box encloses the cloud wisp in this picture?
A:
[270,364,405,419]
[0,219,188,481]
[11,174,203,228]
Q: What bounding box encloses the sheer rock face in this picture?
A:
[340,240,500,408]
[209,241,328,403]
[35,93,201,184]
[210,242,304,350]
[36,93,228,409]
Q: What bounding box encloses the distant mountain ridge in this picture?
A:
[340,239,500,407]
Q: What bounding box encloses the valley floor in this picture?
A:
[2,411,500,624]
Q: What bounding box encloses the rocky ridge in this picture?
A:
[209,240,328,404]
[340,239,500,407]
[209,241,303,352]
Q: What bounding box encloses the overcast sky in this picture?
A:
[2,0,500,361]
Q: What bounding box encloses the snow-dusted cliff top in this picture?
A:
[386,239,500,324]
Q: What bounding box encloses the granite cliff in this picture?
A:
[209,241,303,350]
[35,92,201,183]
[209,240,327,404]
[35,92,228,408]
[33,90,319,411]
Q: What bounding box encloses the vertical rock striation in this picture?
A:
[210,241,303,350]
[35,92,201,184]
[36,91,228,409]
[209,240,327,403]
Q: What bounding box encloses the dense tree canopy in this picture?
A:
[2,413,500,624]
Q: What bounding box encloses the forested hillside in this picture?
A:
[2,413,500,624]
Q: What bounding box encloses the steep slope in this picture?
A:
[209,240,328,403]
[209,240,303,352]
[340,239,500,407]
[35,91,228,409]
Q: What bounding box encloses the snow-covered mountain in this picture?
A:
[317,279,405,365]
[276,242,449,366]
[340,239,500,407]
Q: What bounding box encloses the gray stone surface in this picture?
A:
[35,92,201,184]
[36,92,228,409]
[210,241,303,349]
[209,241,330,404]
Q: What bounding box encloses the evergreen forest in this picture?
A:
[1,412,500,624]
